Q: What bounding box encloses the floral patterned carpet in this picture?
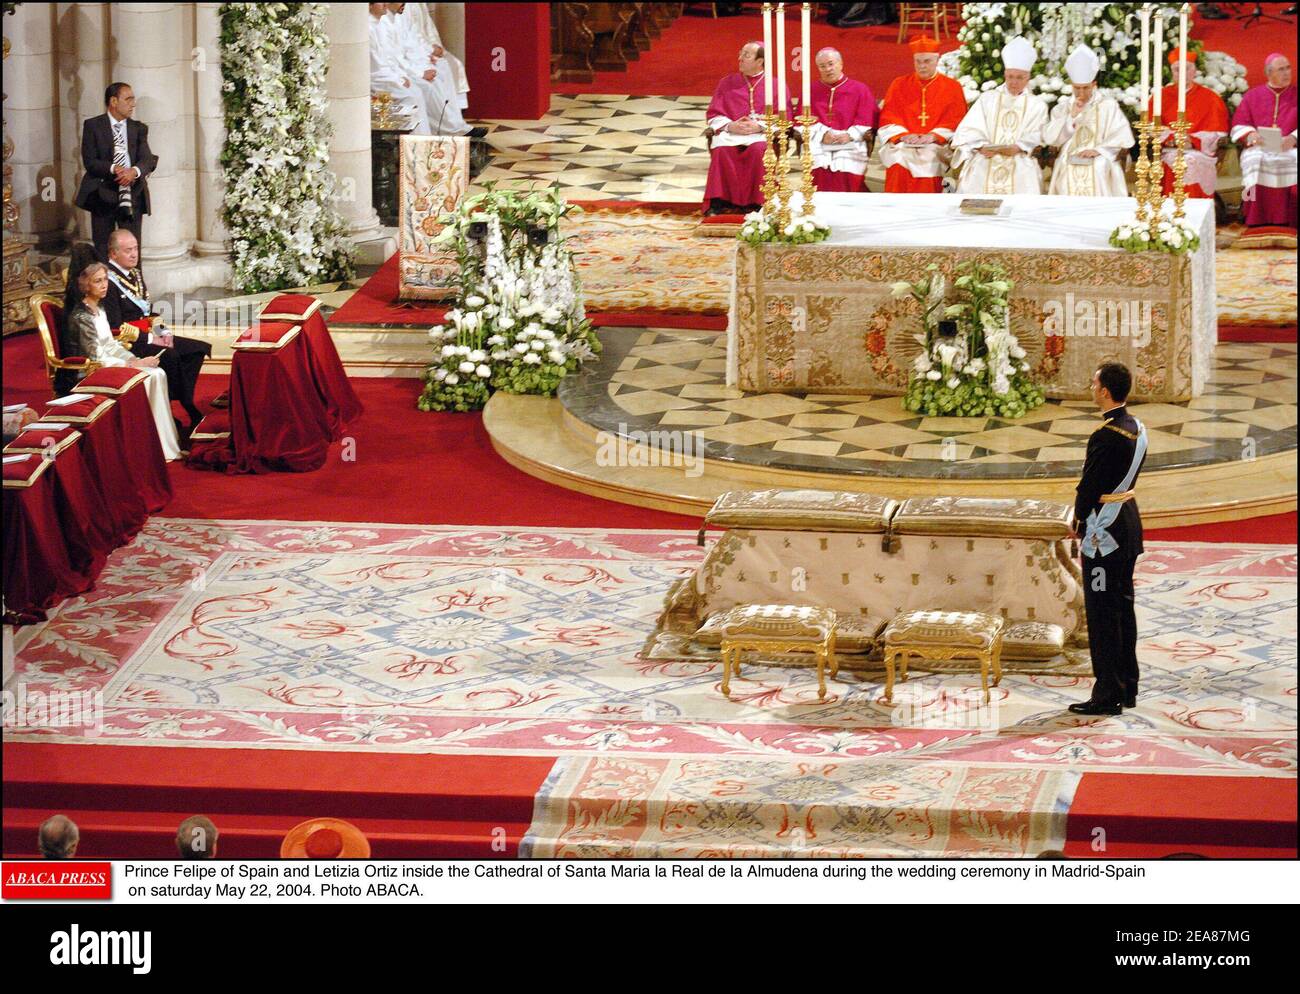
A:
[8,519,1294,776]
[1217,248,1300,327]
[7,519,1291,857]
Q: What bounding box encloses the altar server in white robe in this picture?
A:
[1045,46,1135,197]
[397,2,470,111]
[953,37,1049,196]
[382,2,474,136]
[369,4,433,134]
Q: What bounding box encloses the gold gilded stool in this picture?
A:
[717,604,838,700]
[881,610,1005,705]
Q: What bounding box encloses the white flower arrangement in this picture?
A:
[418,186,600,412]
[219,4,354,293]
[1110,207,1201,254]
[940,3,1246,119]
[738,206,831,245]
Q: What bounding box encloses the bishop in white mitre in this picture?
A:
[369,4,433,134]
[952,37,1048,195]
[1045,46,1135,197]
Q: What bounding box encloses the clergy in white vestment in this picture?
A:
[1045,46,1135,197]
[368,4,433,134]
[952,37,1048,196]
[379,2,473,136]
[396,2,470,111]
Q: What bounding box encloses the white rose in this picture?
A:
[469,350,487,363]
[543,308,563,324]
[513,343,529,354]
[446,373,460,385]
[491,350,508,360]
[476,364,492,378]
[487,335,505,346]
[548,350,565,364]
[441,345,457,358]
[926,370,942,381]
[433,367,447,381]
[523,352,541,365]
[498,317,515,331]
[465,295,485,308]
[530,340,546,351]
[458,361,475,374]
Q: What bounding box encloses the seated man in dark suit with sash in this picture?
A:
[1069,362,1148,717]
[103,228,213,427]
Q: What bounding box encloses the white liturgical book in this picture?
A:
[45,395,85,407]
[1258,127,1283,153]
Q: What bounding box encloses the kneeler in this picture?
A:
[73,366,173,512]
[257,294,363,436]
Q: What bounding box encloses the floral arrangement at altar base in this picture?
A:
[418,185,600,413]
[738,209,831,245]
[895,262,1045,419]
[939,3,1247,122]
[1109,213,1201,255]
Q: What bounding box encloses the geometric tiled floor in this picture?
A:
[559,328,1298,480]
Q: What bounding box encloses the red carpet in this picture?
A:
[2,742,554,859]
[1064,773,1298,859]
[553,5,1295,101]
[1219,323,1298,342]
[554,8,961,99]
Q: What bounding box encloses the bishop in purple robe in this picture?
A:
[1231,53,1298,230]
[704,41,787,214]
[809,48,877,193]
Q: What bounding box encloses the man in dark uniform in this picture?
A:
[103,228,213,428]
[1069,362,1148,716]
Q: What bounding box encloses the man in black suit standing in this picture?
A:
[1069,362,1148,717]
[75,82,156,263]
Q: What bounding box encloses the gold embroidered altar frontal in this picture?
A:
[730,243,1202,401]
[398,136,470,301]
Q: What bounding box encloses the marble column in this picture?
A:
[5,3,60,245]
[324,2,392,263]
[61,2,113,244]
[113,3,188,264]
[191,1,227,256]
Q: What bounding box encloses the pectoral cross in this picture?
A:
[918,105,930,128]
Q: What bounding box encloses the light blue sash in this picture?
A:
[107,266,150,319]
[1082,418,1146,559]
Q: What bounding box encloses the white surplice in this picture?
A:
[369,14,432,134]
[399,3,470,109]
[383,10,470,134]
[83,307,181,461]
[1044,93,1134,196]
[1231,124,1299,198]
[952,85,1048,195]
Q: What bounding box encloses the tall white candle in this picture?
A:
[762,3,773,111]
[776,4,787,112]
[1139,6,1150,118]
[1177,4,1188,114]
[1152,13,1163,117]
[801,3,811,113]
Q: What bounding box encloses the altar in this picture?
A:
[726,194,1216,402]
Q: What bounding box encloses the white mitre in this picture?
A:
[1002,37,1037,72]
[1065,45,1100,85]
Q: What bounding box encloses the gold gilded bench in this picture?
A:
[716,604,838,700]
[882,610,1005,705]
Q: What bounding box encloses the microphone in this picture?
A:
[435,98,450,136]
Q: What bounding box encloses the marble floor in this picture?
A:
[560,328,1299,480]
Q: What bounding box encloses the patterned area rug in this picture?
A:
[1217,249,1299,327]
[520,756,1079,858]
[7,520,1295,780]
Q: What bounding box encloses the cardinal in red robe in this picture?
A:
[808,47,877,193]
[1153,50,1230,199]
[704,41,789,214]
[877,35,969,193]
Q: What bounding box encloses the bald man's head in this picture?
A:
[39,815,79,860]
[739,42,764,76]
[815,47,844,85]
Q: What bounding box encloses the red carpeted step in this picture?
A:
[1218,323,1297,343]
[1061,839,1297,860]
[1065,773,1298,852]
[2,807,530,860]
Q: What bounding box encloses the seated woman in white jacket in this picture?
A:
[65,263,182,461]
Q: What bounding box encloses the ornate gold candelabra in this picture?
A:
[1170,114,1190,221]
[761,110,782,215]
[797,111,816,218]
[1144,117,1166,238]
[1133,112,1152,223]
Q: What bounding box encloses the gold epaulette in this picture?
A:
[1101,423,1138,440]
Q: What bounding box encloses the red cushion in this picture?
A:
[74,366,149,395]
[232,321,299,350]
[41,395,115,425]
[5,426,82,455]
[2,453,54,488]
[190,411,231,440]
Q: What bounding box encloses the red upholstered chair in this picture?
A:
[31,294,99,393]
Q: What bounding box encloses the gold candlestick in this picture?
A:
[1145,118,1166,239]
[1133,112,1151,223]
[775,119,795,231]
[760,111,782,215]
[1171,114,1190,222]
[797,111,816,217]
